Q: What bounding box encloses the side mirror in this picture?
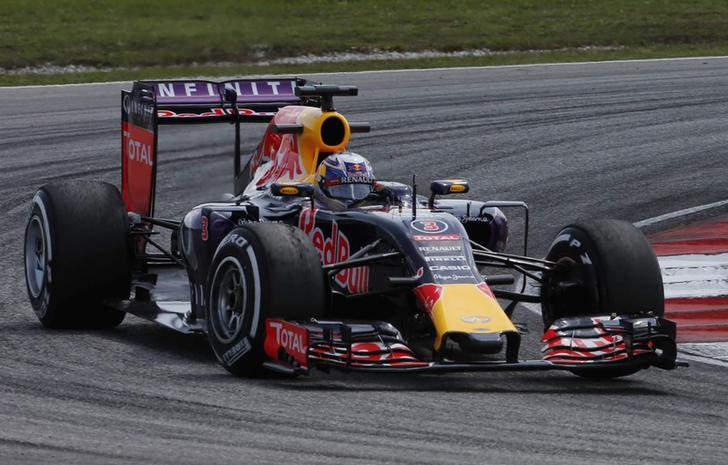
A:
[430,179,469,195]
[271,182,315,198]
[429,179,469,208]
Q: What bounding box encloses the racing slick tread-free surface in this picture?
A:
[206,223,325,375]
[25,181,129,328]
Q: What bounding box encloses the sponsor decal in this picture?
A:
[346,162,365,172]
[461,216,491,223]
[251,131,280,175]
[123,124,154,167]
[551,233,593,264]
[330,161,373,185]
[121,121,155,216]
[201,216,208,241]
[336,175,372,184]
[157,81,219,99]
[251,106,310,184]
[221,338,251,365]
[153,79,296,102]
[221,233,248,249]
[264,319,308,368]
[224,80,294,98]
[256,134,303,186]
[424,255,467,262]
[298,209,369,294]
[429,264,471,271]
[414,283,444,314]
[157,108,276,118]
[460,315,492,324]
[433,273,474,281]
[232,80,292,97]
[411,219,449,234]
[418,245,463,252]
[412,234,461,241]
[122,93,154,129]
[279,186,300,195]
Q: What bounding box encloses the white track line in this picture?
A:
[659,253,728,299]
[3,55,728,90]
[676,353,728,368]
[680,342,728,363]
[634,199,728,228]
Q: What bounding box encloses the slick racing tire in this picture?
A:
[24,181,130,329]
[541,219,664,378]
[206,223,325,376]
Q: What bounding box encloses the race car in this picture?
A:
[23,78,684,378]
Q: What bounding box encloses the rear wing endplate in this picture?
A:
[121,84,157,217]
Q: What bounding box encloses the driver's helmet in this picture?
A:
[316,152,375,204]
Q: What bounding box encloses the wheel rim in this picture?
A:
[210,258,248,344]
[25,216,46,298]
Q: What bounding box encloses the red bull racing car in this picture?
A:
[24,78,683,378]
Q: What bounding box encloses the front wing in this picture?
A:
[262,314,683,375]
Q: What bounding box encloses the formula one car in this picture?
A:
[24,78,683,378]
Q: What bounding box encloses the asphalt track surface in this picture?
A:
[2,58,728,464]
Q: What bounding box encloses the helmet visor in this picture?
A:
[327,183,372,201]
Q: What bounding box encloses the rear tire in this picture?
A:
[541,219,664,378]
[206,223,325,376]
[24,181,130,329]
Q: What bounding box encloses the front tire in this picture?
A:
[206,223,325,376]
[24,181,130,328]
[541,219,664,378]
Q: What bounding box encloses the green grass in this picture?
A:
[2,0,728,85]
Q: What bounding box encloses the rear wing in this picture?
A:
[147,77,316,124]
[121,77,319,216]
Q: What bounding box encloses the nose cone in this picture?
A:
[415,283,517,351]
